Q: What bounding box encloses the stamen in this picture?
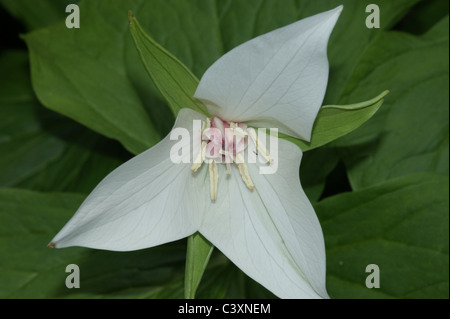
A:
[247,128,274,163]
[212,117,225,136]
[237,162,254,190]
[235,153,245,164]
[229,122,248,138]
[191,119,211,172]
[191,117,259,200]
[191,141,207,172]
[209,160,219,201]
[234,127,248,138]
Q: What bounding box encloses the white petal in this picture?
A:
[51,109,207,251]
[194,6,342,141]
[199,139,328,298]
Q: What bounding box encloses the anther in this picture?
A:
[191,141,207,172]
[191,119,211,172]
[247,128,274,163]
[237,162,254,190]
[209,160,219,201]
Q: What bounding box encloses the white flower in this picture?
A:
[50,6,343,299]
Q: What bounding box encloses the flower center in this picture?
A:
[191,116,273,201]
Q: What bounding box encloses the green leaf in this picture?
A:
[300,146,340,202]
[316,173,449,298]
[395,0,449,35]
[337,18,449,189]
[128,12,207,117]
[0,0,77,31]
[281,91,388,152]
[184,232,214,299]
[22,3,162,155]
[0,188,188,298]
[0,50,125,193]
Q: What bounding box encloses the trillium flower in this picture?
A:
[50,6,343,299]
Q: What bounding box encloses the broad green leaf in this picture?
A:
[128,12,207,117]
[336,17,449,189]
[281,91,388,152]
[0,0,76,31]
[0,50,125,193]
[316,173,449,298]
[22,3,162,155]
[423,15,450,40]
[184,232,214,299]
[0,188,188,298]
[300,146,340,202]
[395,0,449,35]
